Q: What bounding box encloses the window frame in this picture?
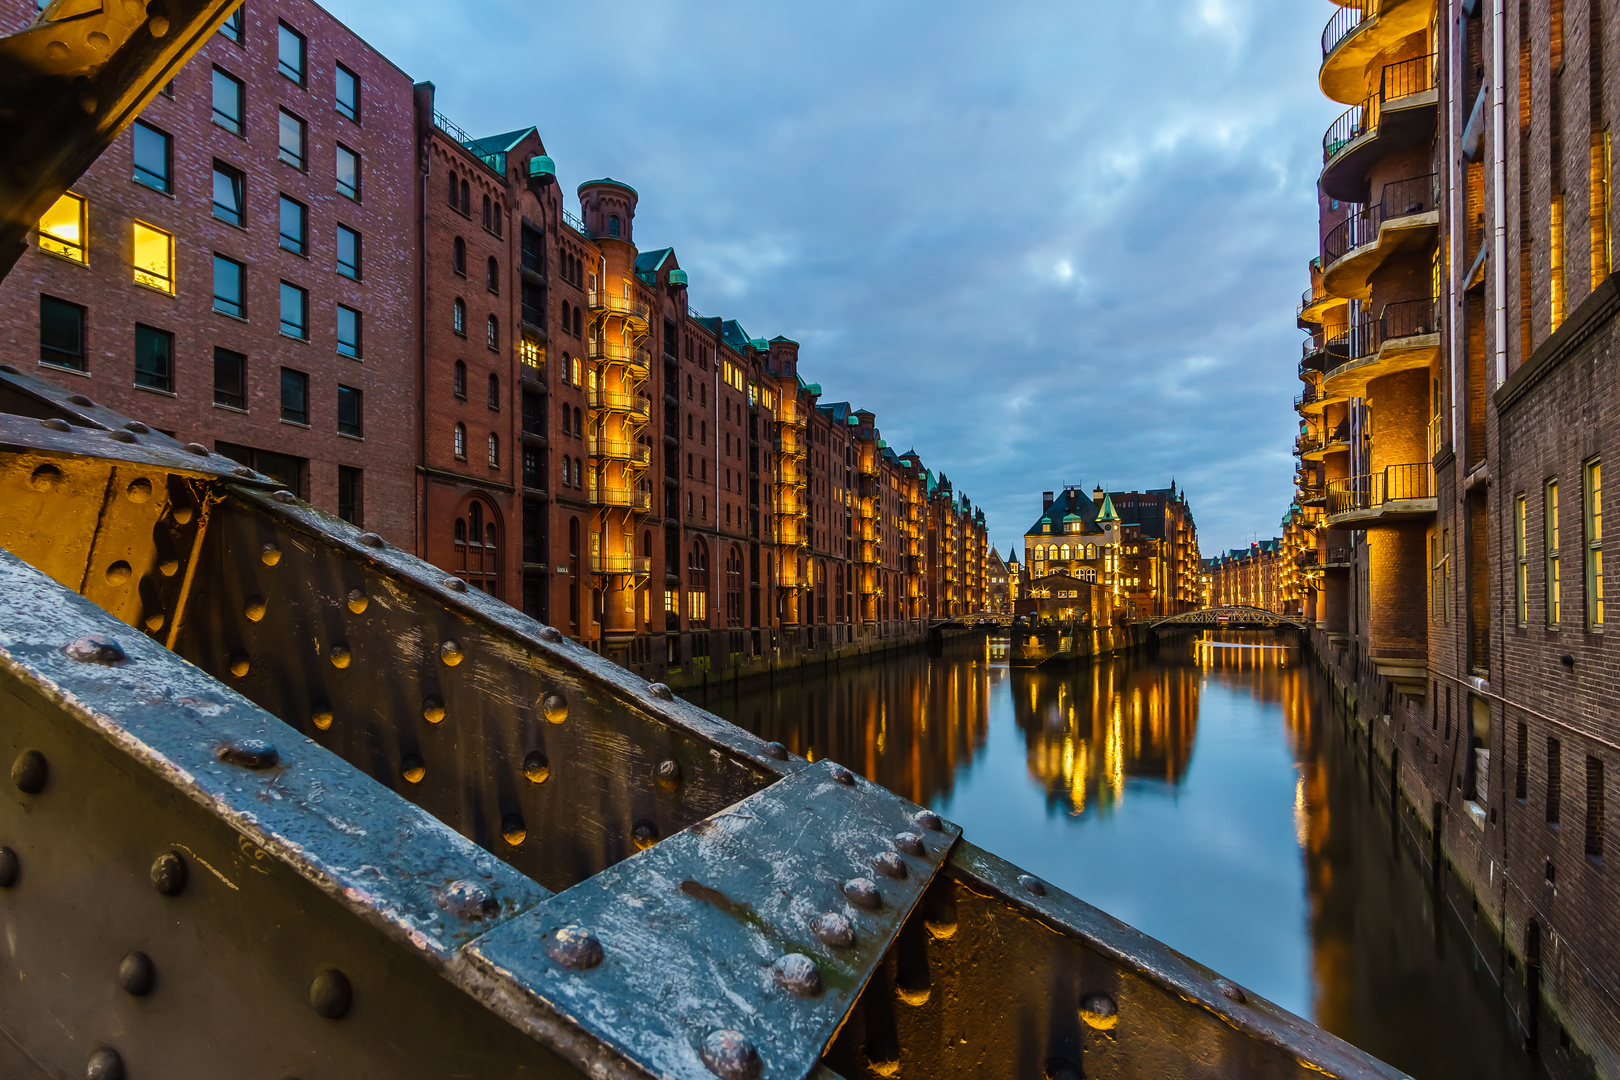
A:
[212,253,245,318]
[335,143,360,200]
[336,304,362,358]
[277,108,307,171]
[453,298,466,337]
[39,295,87,372]
[210,66,245,134]
[1515,493,1529,627]
[279,281,309,340]
[37,191,87,264]
[217,6,244,43]
[1547,479,1562,627]
[335,223,361,279]
[131,220,175,295]
[1586,458,1604,631]
[133,323,175,394]
[487,432,500,468]
[280,366,310,426]
[453,422,467,461]
[337,465,362,525]
[212,346,246,410]
[277,22,307,85]
[278,194,308,255]
[131,121,171,194]
[212,160,246,227]
[337,384,363,437]
[334,62,361,122]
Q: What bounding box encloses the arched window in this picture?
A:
[493,201,503,237]
[448,171,458,208]
[459,179,469,215]
[487,373,499,409]
[482,194,491,230]
[608,214,621,237]
[815,558,828,623]
[487,316,498,350]
[686,539,709,627]
[453,298,465,336]
[453,422,466,459]
[561,404,571,436]
[452,236,465,274]
[487,256,499,293]
[574,456,582,489]
[454,497,500,596]
[1060,544,1070,560]
[487,433,499,467]
[573,406,582,434]
[453,360,466,398]
[562,456,571,486]
[726,546,744,626]
[1086,543,1097,560]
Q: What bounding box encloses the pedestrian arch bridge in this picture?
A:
[1149,606,1307,629]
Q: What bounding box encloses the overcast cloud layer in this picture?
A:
[333,0,1340,557]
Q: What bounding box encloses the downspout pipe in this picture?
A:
[1493,0,1508,387]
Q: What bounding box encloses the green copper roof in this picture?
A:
[1097,493,1119,522]
[577,177,639,197]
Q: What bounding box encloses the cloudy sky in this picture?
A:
[336,0,1338,557]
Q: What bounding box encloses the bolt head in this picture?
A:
[873,852,907,880]
[217,738,279,769]
[123,421,149,434]
[118,950,155,995]
[260,543,282,566]
[771,953,822,997]
[86,1047,124,1080]
[40,418,71,433]
[0,846,18,887]
[843,877,880,910]
[272,489,297,504]
[67,393,93,407]
[346,588,369,614]
[656,759,682,791]
[523,751,550,783]
[1019,874,1047,896]
[184,442,210,456]
[830,764,855,786]
[64,636,126,664]
[309,968,352,1018]
[436,879,497,921]
[700,1029,761,1080]
[329,643,352,669]
[150,851,186,895]
[501,813,527,846]
[632,820,659,850]
[539,626,564,643]
[1215,977,1247,1004]
[423,696,447,724]
[810,911,855,947]
[1079,991,1118,1029]
[11,749,47,794]
[108,429,136,444]
[648,681,674,701]
[893,831,926,857]
[357,532,385,548]
[401,754,425,783]
[914,809,944,832]
[547,924,604,969]
[443,576,468,592]
[542,692,568,724]
[763,741,789,760]
[440,639,465,666]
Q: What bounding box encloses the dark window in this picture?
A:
[279,195,307,254]
[337,466,362,523]
[134,324,173,392]
[492,202,503,237]
[212,255,244,318]
[460,179,469,214]
[336,305,361,358]
[453,298,465,336]
[279,282,308,339]
[39,296,85,370]
[132,121,170,193]
[337,384,362,436]
[521,223,544,273]
[277,22,305,83]
[216,442,305,495]
[487,255,499,293]
[453,236,465,274]
[211,68,245,134]
[488,373,500,410]
[487,315,498,351]
[608,214,620,237]
[278,109,306,170]
[212,161,245,225]
[335,63,360,122]
[523,447,543,491]
[213,347,246,409]
[335,224,360,278]
[280,367,309,424]
[218,6,243,42]
[522,282,545,328]
[1587,757,1606,858]
[453,359,466,398]
[482,195,491,230]
[448,170,458,208]
[335,143,359,200]
[1549,738,1563,824]
[1516,722,1529,800]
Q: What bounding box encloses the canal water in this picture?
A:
[688,630,1547,1080]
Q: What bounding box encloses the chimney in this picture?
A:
[1042,491,1054,513]
[1093,484,1105,509]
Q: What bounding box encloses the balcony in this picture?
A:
[588,437,650,466]
[1298,483,1327,506]
[1294,382,1347,415]
[1323,546,1354,568]
[1298,283,1346,330]
[592,554,651,575]
[1321,53,1438,201]
[588,388,651,420]
[1303,422,1351,460]
[588,340,652,374]
[586,482,652,512]
[1321,173,1438,299]
[1321,297,1441,397]
[1321,1,1438,106]
[858,499,878,520]
[773,434,806,459]
[586,288,651,327]
[1326,462,1436,525]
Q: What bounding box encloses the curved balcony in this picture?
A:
[1321,173,1439,299]
[588,437,650,466]
[1298,483,1327,507]
[1321,297,1441,397]
[1295,382,1348,415]
[586,482,652,512]
[1326,462,1436,526]
[1300,423,1350,461]
[592,554,651,575]
[588,340,652,374]
[586,288,651,329]
[1321,1,1437,106]
[1322,54,1438,201]
[1298,283,1348,330]
[588,388,651,420]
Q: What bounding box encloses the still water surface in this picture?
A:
[690,631,1546,1080]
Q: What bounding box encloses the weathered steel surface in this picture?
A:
[469,760,960,1080]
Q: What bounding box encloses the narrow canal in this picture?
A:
[688,630,1546,1080]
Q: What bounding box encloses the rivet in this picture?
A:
[441,639,465,666]
[893,832,925,857]
[546,925,603,970]
[830,765,855,786]
[771,953,822,997]
[873,852,907,880]
[0,363,15,373]
[170,506,193,525]
[118,950,155,995]
[542,692,567,723]
[184,442,210,456]
[1079,991,1118,1030]
[272,489,297,504]
[655,759,682,791]
[1019,874,1047,896]
[346,588,368,614]
[843,877,880,910]
[147,12,169,37]
[632,820,659,850]
[329,643,352,669]
[501,813,527,846]
[0,846,18,886]
[523,751,550,784]
[260,543,281,566]
[28,463,62,491]
[764,741,788,760]
[125,477,151,503]
[914,809,944,831]
[228,651,250,677]
[244,595,266,621]
[357,532,385,548]
[539,626,564,643]
[123,421,149,434]
[401,754,425,783]
[108,429,137,444]
[67,393,94,407]
[443,576,468,592]
[158,558,179,576]
[438,879,497,920]
[423,696,446,724]
[65,636,126,664]
[810,911,855,947]
[40,418,71,432]
[1215,977,1248,1004]
[150,850,186,895]
[230,465,255,478]
[11,750,47,794]
[700,1029,761,1080]
[311,705,334,731]
[105,561,132,586]
[86,1047,124,1080]
[309,968,352,1019]
[143,613,164,631]
[217,738,279,769]
[648,682,674,701]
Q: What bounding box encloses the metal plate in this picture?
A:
[469,760,962,1080]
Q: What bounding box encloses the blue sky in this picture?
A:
[335,0,1340,556]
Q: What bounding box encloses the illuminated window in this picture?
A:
[1551,194,1567,331]
[1586,459,1603,629]
[132,221,174,294]
[520,338,542,375]
[1547,480,1562,625]
[37,192,85,263]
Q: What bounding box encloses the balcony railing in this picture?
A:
[591,554,650,575]
[562,207,589,235]
[587,289,650,322]
[1326,462,1435,516]
[1325,546,1354,565]
[1325,297,1439,365]
[588,389,651,418]
[1382,52,1436,100]
[1324,54,1437,164]
[588,437,650,465]
[588,340,652,369]
[586,481,652,512]
[1322,173,1436,264]
[1321,0,1369,61]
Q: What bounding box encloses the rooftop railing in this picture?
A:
[562,207,589,235]
[1326,462,1434,516]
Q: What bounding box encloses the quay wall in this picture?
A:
[631,619,956,693]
